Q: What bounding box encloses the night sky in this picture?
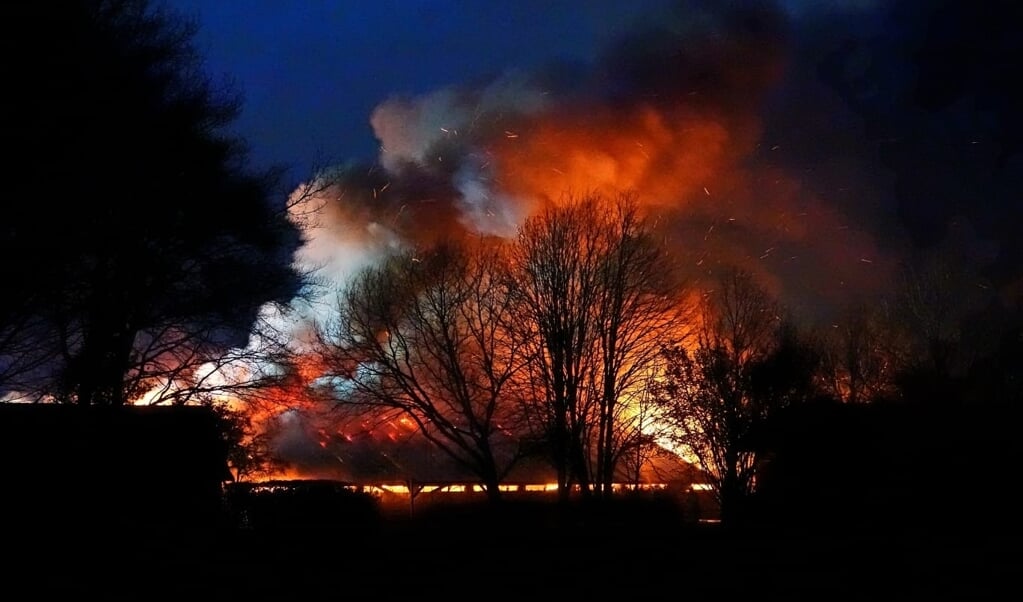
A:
[165,1,1014,305]
[169,0,686,176]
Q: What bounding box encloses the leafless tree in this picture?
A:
[614,362,670,491]
[655,267,812,524]
[816,300,906,403]
[0,292,59,402]
[315,237,527,502]
[510,191,688,500]
[893,247,995,399]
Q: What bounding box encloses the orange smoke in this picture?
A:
[237,2,901,478]
[482,96,892,311]
[492,104,745,212]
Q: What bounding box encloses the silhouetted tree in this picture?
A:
[655,267,815,524]
[0,293,58,402]
[211,400,284,483]
[891,236,996,403]
[615,363,668,491]
[1,1,304,405]
[317,238,527,502]
[816,300,906,404]
[510,191,687,500]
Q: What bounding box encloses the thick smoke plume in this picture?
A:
[268,1,901,476]
[297,1,892,322]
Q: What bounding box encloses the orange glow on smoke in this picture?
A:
[228,21,897,480]
[493,105,749,211]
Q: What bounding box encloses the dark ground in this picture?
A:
[7,498,1012,601]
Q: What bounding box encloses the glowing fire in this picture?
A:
[131,4,896,486]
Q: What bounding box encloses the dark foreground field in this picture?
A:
[8,497,1011,601]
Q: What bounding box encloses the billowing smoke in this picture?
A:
[263,0,904,475]
[295,1,892,318]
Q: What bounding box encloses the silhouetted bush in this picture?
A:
[749,399,1017,533]
[225,480,380,533]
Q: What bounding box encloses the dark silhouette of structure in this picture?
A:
[1,403,232,533]
[748,399,1016,532]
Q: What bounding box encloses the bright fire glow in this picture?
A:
[124,6,897,487]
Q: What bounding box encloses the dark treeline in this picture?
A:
[310,186,1021,528]
[0,0,304,407]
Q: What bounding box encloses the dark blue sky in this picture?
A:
[166,0,1022,297]
[169,0,681,179]
[166,1,884,177]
